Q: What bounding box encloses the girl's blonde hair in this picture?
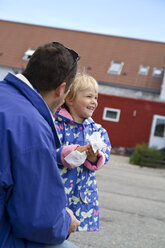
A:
[66,72,98,102]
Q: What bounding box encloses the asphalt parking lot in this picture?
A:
[69,154,165,248]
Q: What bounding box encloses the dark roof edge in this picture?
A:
[98,80,160,94]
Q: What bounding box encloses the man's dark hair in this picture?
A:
[22,42,79,93]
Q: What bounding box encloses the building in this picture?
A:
[0,20,165,150]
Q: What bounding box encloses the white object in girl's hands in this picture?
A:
[64,150,87,167]
[88,132,106,153]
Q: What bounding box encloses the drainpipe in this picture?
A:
[159,69,165,101]
[160,68,165,101]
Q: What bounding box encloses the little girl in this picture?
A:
[54,73,111,232]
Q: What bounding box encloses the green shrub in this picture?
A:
[130,143,163,166]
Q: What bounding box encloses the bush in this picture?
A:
[129,143,163,166]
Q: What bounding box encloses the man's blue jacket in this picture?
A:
[0,73,71,247]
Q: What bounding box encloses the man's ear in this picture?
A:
[55,82,66,97]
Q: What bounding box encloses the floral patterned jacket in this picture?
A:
[55,108,111,231]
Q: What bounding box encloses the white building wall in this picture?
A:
[98,84,160,102]
[0,66,14,80]
[0,66,22,80]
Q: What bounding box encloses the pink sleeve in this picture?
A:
[84,151,105,171]
[61,144,80,169]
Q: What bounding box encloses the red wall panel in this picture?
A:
[93,94,165,148]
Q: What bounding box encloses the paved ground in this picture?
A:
[69,154,165,248]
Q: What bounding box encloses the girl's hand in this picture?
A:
[76,144,99,164]
[76,144,90,153]
[86,145,99,164]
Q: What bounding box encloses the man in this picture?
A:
[0,42,80,248]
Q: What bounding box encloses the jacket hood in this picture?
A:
[55,108,95,127]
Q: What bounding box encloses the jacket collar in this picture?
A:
[15,73,34,89]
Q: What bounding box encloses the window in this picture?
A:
[138,65,149,75]
[152,67,163,77]
[23,48,35,60]
[103,107,120,122]
[154,118,165,137]
[107,61,124,75]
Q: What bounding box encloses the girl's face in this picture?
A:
[67,86,98,123]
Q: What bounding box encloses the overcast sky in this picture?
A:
[0,0,165,42]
